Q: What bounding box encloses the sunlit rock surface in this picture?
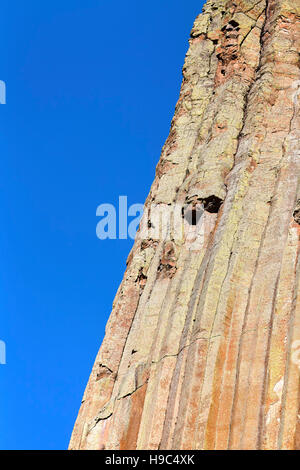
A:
[70,0,300,450]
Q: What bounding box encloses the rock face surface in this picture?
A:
[70,0,300,450]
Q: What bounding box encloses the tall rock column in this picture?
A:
[70,0,300,450]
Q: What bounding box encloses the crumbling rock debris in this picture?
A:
[70,0,300,451]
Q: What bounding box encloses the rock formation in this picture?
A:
[70,0,300,450]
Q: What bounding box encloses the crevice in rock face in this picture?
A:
[157,263,177,279]
[293,201,300,225]
[137,268,147,289]
[202,195,223,213]
[157,242,177,279]
[141,239,158,250]
[217,20,240,63]
[96,364,114,381]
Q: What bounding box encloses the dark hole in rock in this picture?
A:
[293,201,300,224]
[202,195,223,213]
[221,69,226,75]
[131,349,137,355]
[228,20,239,29]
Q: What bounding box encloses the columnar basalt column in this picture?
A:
[70,0,300,450]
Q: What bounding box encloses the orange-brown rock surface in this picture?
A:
[70,0,300,450]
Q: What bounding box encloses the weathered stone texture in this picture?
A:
[70,0,300,450]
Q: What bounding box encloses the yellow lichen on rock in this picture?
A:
[70,0,300,450]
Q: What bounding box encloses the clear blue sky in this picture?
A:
[0,0,204,450]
